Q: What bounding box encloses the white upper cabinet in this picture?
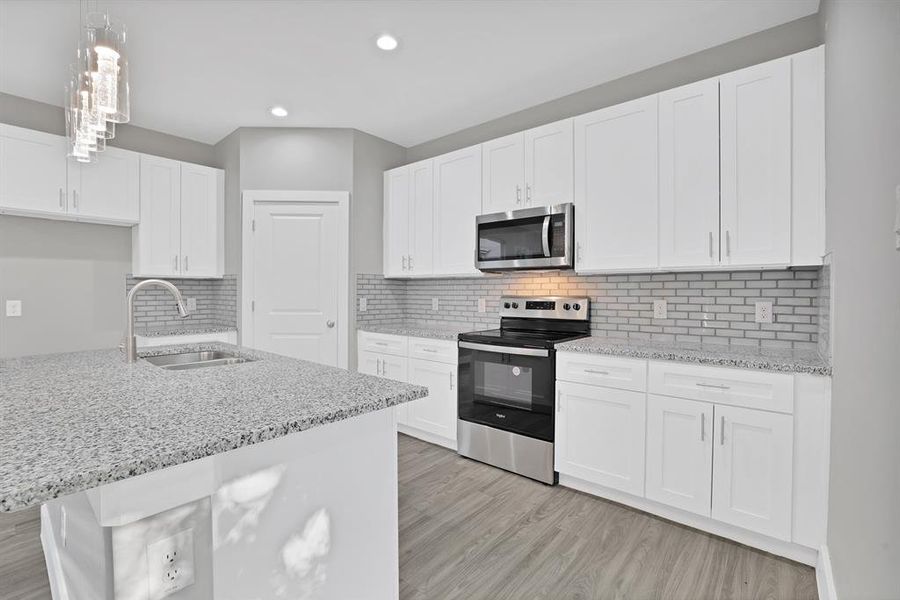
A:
[68,146,140,224]
[524,118,573,208]
[433,144,481,276]
[408,160,434,275]
[383,166,411,277]
[720,56,792,266]
[658,79,721,268]
[482,132,525,214]
[0,125,68,216]
[574,95,659,271]
[711,404,793,541]
[179,163,224,277]
[133,155,224,278]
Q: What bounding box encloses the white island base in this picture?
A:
[39,407,400,600]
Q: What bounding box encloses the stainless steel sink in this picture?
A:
[143,350,255,371]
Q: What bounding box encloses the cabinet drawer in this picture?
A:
[648,362,793,414]
[408,337,457,364]
[556,352,647,392]
[358,331,408,357]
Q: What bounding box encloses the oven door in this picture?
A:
[457,341,556,442]
[475,203,574,271]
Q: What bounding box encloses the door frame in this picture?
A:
[241,190,350,369]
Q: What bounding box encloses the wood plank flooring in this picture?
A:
[1,434,817,600]
[399,433,817,600]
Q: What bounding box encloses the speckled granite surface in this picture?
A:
[556,336,831,376]
[136,325,238,337]
[135,325,238,337]
[359,323,477,341]
[0,343,426,512]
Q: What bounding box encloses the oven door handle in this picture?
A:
[541,215,551,258]
[459,341,549,357]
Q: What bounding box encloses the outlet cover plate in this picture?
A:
[477,298,486,313]
[359,297,367,312]
[755,301,774,324]
[186,298,197,311]
[147,529,195,600]
[5,300,22,317]
[652,299,667,320]
[431,298,439,311]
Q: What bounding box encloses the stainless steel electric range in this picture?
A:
[456,296,590,484]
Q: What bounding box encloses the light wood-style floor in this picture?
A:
[1,434,817,600]
[399,433,817,600]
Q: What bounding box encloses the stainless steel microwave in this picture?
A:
[475,203,574,271]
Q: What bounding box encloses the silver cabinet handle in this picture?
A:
[725,230,731,257]
[696,382,730,390]
[556,390,562,413]
[576,243,583,264]
[421,347,438,353]
[449,371,454,390]
[708,232,714,259]
[374,341,389,347]
[326,320,335,328]
[376,358,382,376]
[174,255,179,272]
[72,190,79,210]
[408,255,414,271]
[720,415,726,446]
[515,185,522,204]
[59,188,65,209]
[526,184,532,202]
[584,368,609,375]
[700,412,705,441]
[401,255,407,271]
[184,256,189,272]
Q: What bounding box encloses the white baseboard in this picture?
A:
[398,424,457,451]
[816,544,838,600]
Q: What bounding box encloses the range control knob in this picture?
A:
[572,303,581,311]
[563,303,571,311]
[511,302,519,309]
[503,302,511,309]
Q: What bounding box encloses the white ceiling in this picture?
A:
[0,0,819,147]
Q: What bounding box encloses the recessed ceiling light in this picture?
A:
[376,34,398,51]
[269,106,288,118]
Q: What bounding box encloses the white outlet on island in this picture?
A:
[147,528,196,599]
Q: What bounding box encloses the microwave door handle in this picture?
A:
[542,215,551,258]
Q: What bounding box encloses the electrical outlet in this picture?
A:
[147,529,195,600]
[359,297,367,312]
[755,301,774,324]
[652,299,667,320]
[186,298,197,311]
[431,298,439,311]
[5,300,22,317]
[477,298,486,313]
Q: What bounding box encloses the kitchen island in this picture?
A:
[0,342,426,600]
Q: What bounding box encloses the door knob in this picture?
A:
[326,320,335,328]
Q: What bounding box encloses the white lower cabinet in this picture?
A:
[645,394,713,517]
[555,381,645,496]
[407,358,457,442]
[358,349,407,382]
[712,404,793,540]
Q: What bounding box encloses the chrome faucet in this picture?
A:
[125,279,189,363]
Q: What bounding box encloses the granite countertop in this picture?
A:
[556,336,831,376]
[359,322,479,341]
[135,325,238,337]
[0,342,426,512]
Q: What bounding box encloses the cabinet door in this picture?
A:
[712,404,793,540]
[555,381,646,496]
[407,358,457,442]
[408,159,434,276]
[720,56,792,266]
[69,146,140,224]
[524,119,573,207]
[574,95,658,271]
[433,145,482,276]
[383,166,410,277]
[134,155,181,277]
[658,79,720,268]
[645,395,713,516]
[481,132,524,214]
[380,353,408,383]
[180,163,223,277]
[0,124,68,216]
[357,349,381,376]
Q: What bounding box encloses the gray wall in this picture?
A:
[821,1,900,598]
[0,93,219,358]
[406,14,822,161]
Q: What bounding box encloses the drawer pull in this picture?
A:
[720,416,726,445]
[421,348,438,353]
[700,413,705,441]
[373,341,389,347]
[584,368,610,375]
[696,382,730,390]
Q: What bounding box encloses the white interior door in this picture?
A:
[250,199,345,366]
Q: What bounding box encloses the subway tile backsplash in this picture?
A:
[126,275,237,330]
[357,268,827,350]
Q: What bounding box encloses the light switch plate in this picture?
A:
[755,301,774,324]
[652,299,667,320]
[477,298,486,313]
[186,298,197,311]
[359,297,367,312]
[5,300,22,317]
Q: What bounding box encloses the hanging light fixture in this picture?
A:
[65,2,129,163]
